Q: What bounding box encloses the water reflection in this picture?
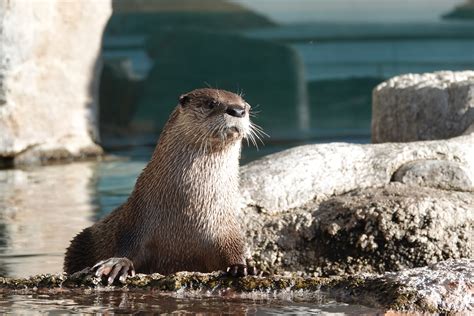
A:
[0,163,98,277]
[0,289,381,315]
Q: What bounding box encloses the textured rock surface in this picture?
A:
[382,259,474,313]
[243,183,473,276]
[239,134,474,275]
[240,134,474,214]
[372,71,474,143]
[0,0,111,166]
[392,159,474,191]
[1,259,471,313]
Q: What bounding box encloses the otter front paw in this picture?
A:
[92,257,135,285]
[226,264,257,277]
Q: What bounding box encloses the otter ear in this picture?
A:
[179,94,190,107]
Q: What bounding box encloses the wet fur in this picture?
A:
[64,89,251,275]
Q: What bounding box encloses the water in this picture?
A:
[0,289,382,314]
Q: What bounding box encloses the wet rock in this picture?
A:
[1,259,472,313]
[243,183,473,276]
[313,184,473,274]
[381,259,474,314]
[392,159,474,191]
[240,134,474,275]
[0,0,110,166]
[239,117,473,275]
[372,70,474,143]
[240,134,474,214]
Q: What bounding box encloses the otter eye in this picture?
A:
[207,100,218,109]
[179,95,190,107]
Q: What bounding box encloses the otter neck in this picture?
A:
[131,122,242,217]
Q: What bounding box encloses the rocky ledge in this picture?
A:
[240,135,473,276]
[0,259,471,314]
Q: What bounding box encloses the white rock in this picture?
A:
[372,71,474,143]
[0,0,112,165]
[240,135,474,214]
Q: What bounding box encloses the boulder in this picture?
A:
[372,71,474,143]
[239,135,474,275]
[0,0,111,166]
[243,183,473,276]
[240,135,474,214]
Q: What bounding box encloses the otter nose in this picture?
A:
[226,106,246,118]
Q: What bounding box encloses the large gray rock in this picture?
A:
[240,135,474,214]
[239,135,474,275]
[372,71,474,143]
[0,0,111,166]
[243,183,473,276]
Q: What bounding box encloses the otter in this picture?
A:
[64,88,261,284]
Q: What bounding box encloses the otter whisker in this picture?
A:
[245,125,259,149]
[203,81,213,89]
[248,123,267,148]
[249,109,262,119]
[250,122,269,138]
[248,132,258,149]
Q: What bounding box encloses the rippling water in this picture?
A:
[0,289,382,314]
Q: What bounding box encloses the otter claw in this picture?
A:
[248,265,257,276]
[91,257,135,285]
[226,264,257,277]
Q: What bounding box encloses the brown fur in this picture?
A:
[64,88,255,275]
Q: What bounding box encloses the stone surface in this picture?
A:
[239,134,474,275]
[243,183,473,276]
[392,159,474,191]
[382,259,474,313]
[240,134,474,214]
[372,71,474,143]
[1,259,472,313]
[0,0,111,166]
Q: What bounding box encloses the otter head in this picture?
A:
[176,88,251,148]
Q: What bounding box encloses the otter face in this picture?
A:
[177,88,251,145]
